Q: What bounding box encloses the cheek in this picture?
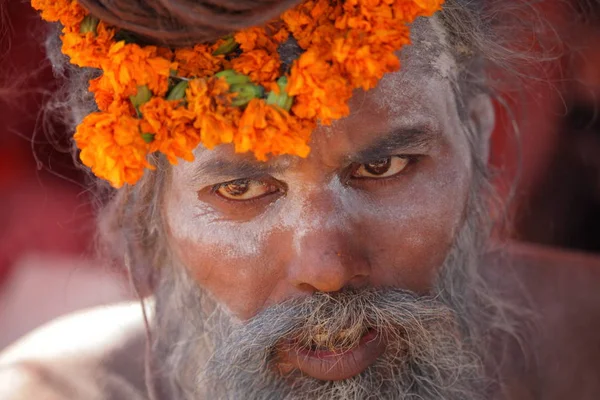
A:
[163,148,470,316]
[164,187,285,319]
[351,155,470,291]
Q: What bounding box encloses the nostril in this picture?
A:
[296,282,319,294]
[347,273,370,289]
[287,230,371,293]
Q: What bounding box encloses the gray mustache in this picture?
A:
[208,287,459,369]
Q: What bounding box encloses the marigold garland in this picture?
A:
[31,0,444,188]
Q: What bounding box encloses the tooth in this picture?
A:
[313,333,329,347]
[337,328,358,342]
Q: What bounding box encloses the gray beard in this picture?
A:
[150,197,495,400]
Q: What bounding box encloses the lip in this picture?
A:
[278,329,386,381]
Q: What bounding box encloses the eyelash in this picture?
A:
[208,155,422,203]
[348,155,421,187]
[211,178,285,204]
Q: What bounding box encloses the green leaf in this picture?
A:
[141,133,155,144]
[80,15,99,35]
[266,76,294,111]
[129,85,152,117]
[276,76,289,91]
[212,36,240,56]
[215,70,251,85]
[230,83,265,107]
[166,81,189,101]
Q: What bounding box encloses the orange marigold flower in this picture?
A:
[283,0,342,49]
[271,27,290,45]
[186,78,241,149]
[311,23,344,51]
[332,33,404,90]
[235,27,280,53]
[98,41,172,98]
[368,27,412,49]
[337,1,418,46]
[32,0,447,187]
[89,76,116,111]
[288,49,352,124]
[140,98,200,164]
[237,99,313,160]
[89,74,138,113]
[174,44,224,78]
[156,47,175,60]
[31,0,86,26]
[232,49,281,86]
[393,0,445,20]
[62,23,116,69]
[74,112,152,188]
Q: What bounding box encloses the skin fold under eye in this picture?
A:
[214,179,280,201]
[352,156,411,179]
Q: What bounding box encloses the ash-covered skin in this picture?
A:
[163,16,476,320]
[154,14,497,400]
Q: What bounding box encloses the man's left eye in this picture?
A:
[352,156,410,179]
[214,179,279,201]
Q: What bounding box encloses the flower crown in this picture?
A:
[32,0,444,188]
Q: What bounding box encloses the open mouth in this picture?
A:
[278,328,387,381]
[299,326,371,354]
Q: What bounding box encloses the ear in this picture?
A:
[467,93,495,163]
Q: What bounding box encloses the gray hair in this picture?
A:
[39,1,545,396]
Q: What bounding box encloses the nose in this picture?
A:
[286,195,370,294]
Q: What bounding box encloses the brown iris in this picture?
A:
[364,158,392,175]
[214,178,280,201]
[222,179,250,197]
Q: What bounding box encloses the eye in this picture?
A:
[214,179,279,201]
[352,156,410,179]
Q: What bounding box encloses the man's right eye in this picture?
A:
[213,179,280,201]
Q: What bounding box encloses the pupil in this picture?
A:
[225,180,250,196]
[364,158,391,175]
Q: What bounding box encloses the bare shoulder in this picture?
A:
[0,360,97,400]
[0,301,149,400]
[485,241,600,307]
[484,242,600,400]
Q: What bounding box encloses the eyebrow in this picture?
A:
[190,157,291,183]
[352,126,438,163]
[190,125,438,183]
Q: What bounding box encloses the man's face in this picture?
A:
[158,18,486,399]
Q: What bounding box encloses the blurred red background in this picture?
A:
[0,0,129,348]
[1,0,599,348]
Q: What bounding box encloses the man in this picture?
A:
[2,0,600,399]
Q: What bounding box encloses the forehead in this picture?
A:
[329,16,457,152]
[355,15,457,124]
[400,16,457,82]
[175,16,463,179]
